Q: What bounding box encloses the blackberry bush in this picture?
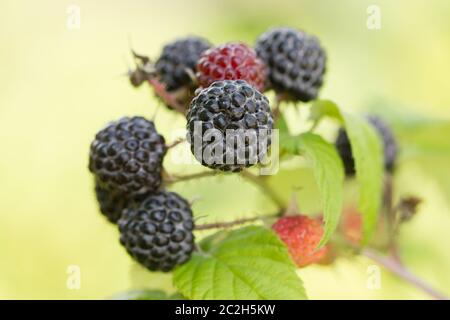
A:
[87,25,438,301]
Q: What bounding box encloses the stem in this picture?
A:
[272,94,283,122]
[362,248,448,300]
[167,138,186,149]
[195,214,277,231]
[148,78,186,115]
[240,170,285,210]
[166,171,218,184]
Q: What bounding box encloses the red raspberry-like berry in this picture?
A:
[196,42,266,91]
[272,215,329,268]
[339,207,363,245]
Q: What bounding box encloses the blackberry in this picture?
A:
[255,27,326,102]
[155,36,211,92]
[186,80,274,172]
[94,181,148,223]
[89,117,167,196]
[335,115,398,176]
[118,191,195,272]
[196,42,266,91]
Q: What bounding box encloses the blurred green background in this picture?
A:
[0,0,449,299]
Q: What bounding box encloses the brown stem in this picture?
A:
[167,138,186,149]
[362,248,448,300]
[240,170,285,210]
[196,215,277,231]
[148,78,186,115]
[165,171,218,184]
[272,94,283,122]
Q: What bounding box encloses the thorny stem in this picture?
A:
[166,169,286,210]
[195,214,278,231]
[362,248,448,300]
[240,170,285,210]
[167,138,186,149]
[165,170,218,185]
[148,78,186,115]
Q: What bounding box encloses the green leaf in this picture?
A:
[310,99,384,243]
[173,226,307,300]
[278,115,344,246]
[342,114,384,242]
[310,99,343,123]
[110,289,185,300]
[296,133,344,247]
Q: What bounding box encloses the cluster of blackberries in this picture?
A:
[129,27,328,172]
[89,117,195,272]
[131,28,327,108]
[90,27,397,273]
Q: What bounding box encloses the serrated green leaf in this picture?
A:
[296,133,344,247]
[309,100,384,243]
[173,226,307,300]
[342,114,384,243]
[110,289,185,300]
[278,114,344,247]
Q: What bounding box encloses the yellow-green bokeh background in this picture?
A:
[0,0,449,299]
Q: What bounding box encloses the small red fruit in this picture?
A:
[196,42,266,91]
[272,215,330,268]
[340,207,363,245]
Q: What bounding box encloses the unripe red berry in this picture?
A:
[196,42,266,91]
[272,215,330,268]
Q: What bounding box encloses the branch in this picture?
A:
[195,214,277,230]
[240,170,285,210]
[272,94,283,122]
[166,138,186,149]
[165,170,218,185]
[362,248,448,300]
[148,78,186,115]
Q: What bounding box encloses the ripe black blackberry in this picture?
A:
[89,117,167,196]
[255,27,326,102]
[335,115,398,176]
[155,36,211,92]
[118,191,195,272]
[94,181,149,223]
[186,80,274,172]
